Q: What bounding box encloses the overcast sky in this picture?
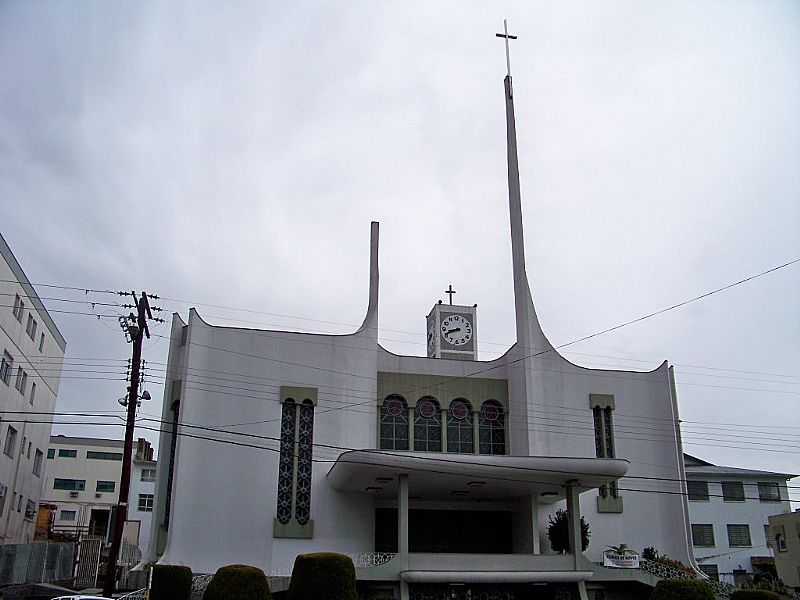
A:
[1,2,798,488]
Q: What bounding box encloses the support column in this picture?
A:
[531,494,540,554]
[565,480,582,569]
[472,411,480,455]
[440,409,448,452]
[398,474,409,558]
[408,407,415,451]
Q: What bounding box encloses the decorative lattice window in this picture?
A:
[479,400,505,455]
[380,395,409,450]
[295,401,315,525]
[276,399,297,525]
[414,397,441,452]
[592,403,618,498]
[447,399,473,454]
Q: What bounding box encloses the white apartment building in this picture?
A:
[125,438,157,553]
[0,232,67,544]
[42,436,124,540]
[684,453,795,585]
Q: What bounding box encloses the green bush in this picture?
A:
[203,564,272,600]
[150,564,193,600]
[546,509,590,553]
[650,579,715,600]
[288,552,357,600]
[730,591,782,600]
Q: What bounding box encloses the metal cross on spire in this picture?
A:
[445,284,456,305]
[495,19,518,77]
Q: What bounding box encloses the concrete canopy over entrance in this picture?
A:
[327,450,629,501]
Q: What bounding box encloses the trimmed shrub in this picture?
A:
[288,552,357,600]
[650,579,715,600]
[203,564,272,600]
[730,592,782,600]
[150,564,193,600]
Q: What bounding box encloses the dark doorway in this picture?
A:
[375,508,513,554]
[88,509,110,539]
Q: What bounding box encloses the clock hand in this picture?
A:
[446,328,461,335]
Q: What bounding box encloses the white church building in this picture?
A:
[143,67,695,600]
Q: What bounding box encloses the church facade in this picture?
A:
[143,73,695,600]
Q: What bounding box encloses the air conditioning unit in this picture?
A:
[69,491,79,498]
[95,493,102,499]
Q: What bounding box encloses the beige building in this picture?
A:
[0,233,67,544]
[768,511,800,590]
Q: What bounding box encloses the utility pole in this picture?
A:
[103,291,160,597]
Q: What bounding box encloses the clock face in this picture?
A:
[440,314,473,347]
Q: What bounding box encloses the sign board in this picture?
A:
[603,552,640,569]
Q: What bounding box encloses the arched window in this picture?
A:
[479,400,506,455]
[447,399,474,454]
[414,397,442,452]
[276,399,297,524]
[380,395,409,450]
[295,400,315,525]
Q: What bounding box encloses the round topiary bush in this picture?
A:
[150,564,193,600]
[288,552,357,600]
[650,579,715,600]
[203,564,272,600]
[730,591,782,600]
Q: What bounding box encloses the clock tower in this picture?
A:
[426,286,477,360]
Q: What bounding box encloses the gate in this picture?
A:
[74,536,103,589]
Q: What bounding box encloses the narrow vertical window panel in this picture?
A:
[276,400,297,525]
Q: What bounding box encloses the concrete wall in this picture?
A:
[0,236,66,544]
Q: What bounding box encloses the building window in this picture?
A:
[0,351,12,385]
[14,367,27,395]
[688,480,710,501]
[53,478,86,491]
[33,450,43,477]
[47,449,55,459]
[60,510,76,521]
[722,481,745,502]
[414,397,442,452]
[86,451,122,461]
[17,495,22,512]
[58,449,77,458]
[295,400,315,526]
[96,481,116,493]
[447,399,474,454]
[141,468,156,482]
[758,482,781,502]
[698,564,719,581]
[775,533,787,552]
[12,295,24,321]
[380,395,409,450]
[276,399,297,525]
[163,394,180,530]
[692,524,715,547]
[30,382,36,406]
[727,524,752,547]
[479,400,505,455]
[592,404,618,498]
[138,494,154,512]
[38,333,45,353]
[25,314,37,341]
[4,426,18,457]
[26,441,30,459]
[24,500,35,520]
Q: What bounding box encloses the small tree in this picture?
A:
[203,564,271,600]
[150,564,193,600]
[547,509,590,553]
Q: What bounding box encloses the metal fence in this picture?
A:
[0,542,74,586]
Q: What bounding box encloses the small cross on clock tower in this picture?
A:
[426,285,478,360]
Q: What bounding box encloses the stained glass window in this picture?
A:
[380,395,409,450]
[447,399,473,454]
[479,400,505,455]
[276,399,297,525]
[592,405,618,498]
[414,397,442,452]
[294,401,315,525]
